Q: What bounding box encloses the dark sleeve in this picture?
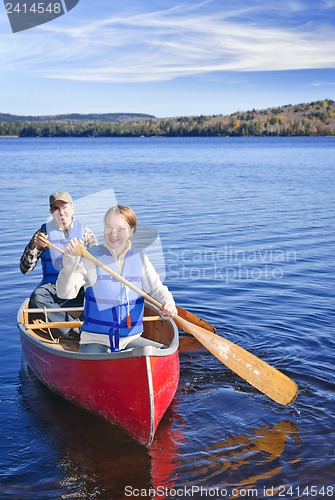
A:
[19,227,46,274]
[83,227,98,248]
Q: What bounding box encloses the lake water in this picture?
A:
[0,136,334,499]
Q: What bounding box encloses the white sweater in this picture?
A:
[56,243,174,347]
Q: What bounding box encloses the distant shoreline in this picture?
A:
[1,100,334,138]
[1,134,334,139]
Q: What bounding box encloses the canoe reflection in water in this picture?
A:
[19,359,300,499]
[177,419,301,495]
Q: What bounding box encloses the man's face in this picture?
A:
[50,201,74,230]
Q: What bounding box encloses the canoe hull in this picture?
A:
[18,302,179,446]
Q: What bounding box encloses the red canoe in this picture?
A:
[17,299,180,446]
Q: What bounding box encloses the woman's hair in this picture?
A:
[104,205,137,233]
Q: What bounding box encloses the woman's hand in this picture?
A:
[160,300,178,317]
[64,237,83,256]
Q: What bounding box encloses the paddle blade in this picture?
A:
[175,316,298,406]
[176,306,216,333]
[178,335,205,352]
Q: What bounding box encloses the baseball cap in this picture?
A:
[49,192,73,207]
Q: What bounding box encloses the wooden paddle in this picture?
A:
[49,241,298,405]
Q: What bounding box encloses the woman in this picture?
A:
[56,205,177,353]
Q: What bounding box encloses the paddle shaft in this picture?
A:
[48,241,166,309]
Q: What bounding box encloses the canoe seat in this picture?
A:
[126,336,165,350]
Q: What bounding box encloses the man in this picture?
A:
[20,192,98,338]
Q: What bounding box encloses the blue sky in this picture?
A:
[1,0,335,117]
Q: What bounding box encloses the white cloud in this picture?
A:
[312,80,335,86]
[1,1,335,82]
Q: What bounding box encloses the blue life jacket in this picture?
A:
[82,245,145,351]
[40,219,85,284]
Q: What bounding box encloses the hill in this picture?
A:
[0,112,155,123]
[212,99,335,136]
[158,99,335,137]
[0,100,334,137]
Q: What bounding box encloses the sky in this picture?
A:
[1,0,335,117]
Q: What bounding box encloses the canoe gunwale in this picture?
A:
[17,300,179,360]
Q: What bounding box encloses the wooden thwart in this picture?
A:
[24,316,162,330]
[23,307,84,313]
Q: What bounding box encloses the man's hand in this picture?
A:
[32,231,49,249]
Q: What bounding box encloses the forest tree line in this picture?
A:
[1,100,334,137]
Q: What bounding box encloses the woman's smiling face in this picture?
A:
[104,212,133,255]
